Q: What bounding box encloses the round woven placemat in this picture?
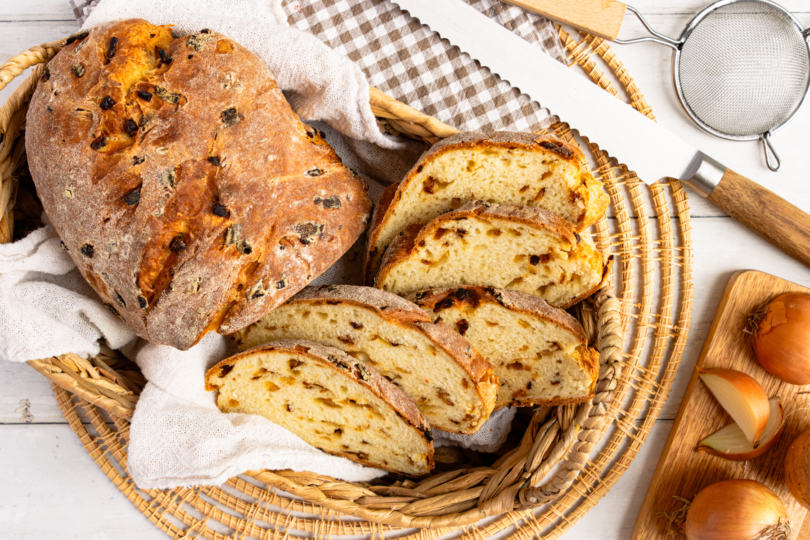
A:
[0,24,693,539]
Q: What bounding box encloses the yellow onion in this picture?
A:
[785,427,810,510]
[698,368,771,447]
[751,293,810,385]
[698,398,784,461]
[684,480,790,540]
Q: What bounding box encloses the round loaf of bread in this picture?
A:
[25,20,371,350]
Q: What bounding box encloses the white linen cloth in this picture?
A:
[0,0,563,488]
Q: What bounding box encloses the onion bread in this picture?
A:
[232,285,499,434]
[375,201,606,308]
[364,131,608,282]
[26,20,371,349]
[205,339,434,476]
[411,287,599,409]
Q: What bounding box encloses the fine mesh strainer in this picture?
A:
[505,0,810,171]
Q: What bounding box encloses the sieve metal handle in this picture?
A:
[613,6,680,49]
[760,132,781,172]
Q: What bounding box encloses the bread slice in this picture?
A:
[375,201,606,308]
[232,285,499,434]
[205,339,434,476]
[410,287,599,409]
[364,132,608,283]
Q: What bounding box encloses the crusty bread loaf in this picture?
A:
[232,285,499,434]
[26,20,371,349]
[205,339,434,476]
[375,201,606,308]
[365,132,608,283]
[410,287,599,409]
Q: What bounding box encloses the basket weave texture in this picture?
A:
[0,25,693,539]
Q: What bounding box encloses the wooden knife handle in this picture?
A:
[708,169,810,268]
[502,0,627,40]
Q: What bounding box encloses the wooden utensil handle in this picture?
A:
[502,0,627,40]
[708,169,810,269]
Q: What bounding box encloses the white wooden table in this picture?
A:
[1,1,809,538]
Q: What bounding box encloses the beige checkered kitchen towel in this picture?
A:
[71,0,566,134]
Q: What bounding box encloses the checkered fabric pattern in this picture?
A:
[284,0,564,132]
[71,0,565,133]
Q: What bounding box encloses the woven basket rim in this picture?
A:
[0,25,691,535]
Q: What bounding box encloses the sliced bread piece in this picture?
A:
[365,132,608,283]
[375,201,606,308]
[205,339,434,476]
[232,285,499,434]
[409,287,599,409]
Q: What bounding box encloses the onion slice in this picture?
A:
[698,367,770,447]
[699,397,783,460]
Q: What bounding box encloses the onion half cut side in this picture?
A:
[698,367,770,447]
[699,397,784,461]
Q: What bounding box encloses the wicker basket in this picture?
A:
[0,25,693,539]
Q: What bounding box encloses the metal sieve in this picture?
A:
[504,0,810,171]
[614,0,810,171]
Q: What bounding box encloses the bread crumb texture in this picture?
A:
[205,339,434,476]
[232,284,499,434]
[365,131,608,282]
[412,286,599,409]
[26,20,371,349]
[376,201,605,308]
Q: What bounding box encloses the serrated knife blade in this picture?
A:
[390,0,810,269]
[393,0,700,184]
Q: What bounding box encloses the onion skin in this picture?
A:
[684,480,790,540]
[786,428,810,510]
[752,293,810,385]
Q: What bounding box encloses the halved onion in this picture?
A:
[699,397,783,460]
[698,367,770,447]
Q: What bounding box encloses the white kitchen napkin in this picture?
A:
[0,0,564,488]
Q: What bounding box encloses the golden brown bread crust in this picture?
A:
[26,20,371,350]
[205,338,435,475]
[364,131,608,284]
[407,286,587,344]
[365,181,400,284]
[237,284,500,429]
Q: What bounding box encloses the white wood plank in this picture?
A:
[0,424,166,540]
[0,20,79,107]
[631,0,810,15]
[0,0,75,21]
[0,362,68,424]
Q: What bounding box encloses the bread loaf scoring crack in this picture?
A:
[26,19,371,349]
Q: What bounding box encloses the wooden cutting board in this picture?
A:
[633,270,810,539]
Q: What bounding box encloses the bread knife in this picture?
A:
[391,0,810,269]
